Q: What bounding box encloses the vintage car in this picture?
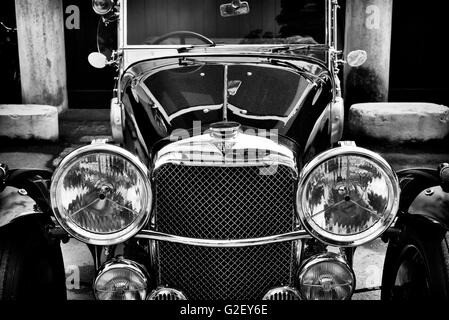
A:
[1,0,449,301]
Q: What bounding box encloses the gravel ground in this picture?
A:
[352,239,387,300]
[62,238,387,300]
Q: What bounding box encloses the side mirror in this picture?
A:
[88,52,108,69]
[92,0,114,16]
[346,50,368,67]
[220,0,250,17]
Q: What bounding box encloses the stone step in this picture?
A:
[348,102,449,144]
[0,104,59,141]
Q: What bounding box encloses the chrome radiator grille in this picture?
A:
[153,164,297,300]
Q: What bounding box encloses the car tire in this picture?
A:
[381,219,449,300]
[0,216,67,300]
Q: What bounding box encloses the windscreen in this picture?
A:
[126,0,325,46]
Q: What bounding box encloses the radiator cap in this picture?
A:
[210,121,241,139]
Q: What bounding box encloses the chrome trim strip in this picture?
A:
[121,0,126,49]
[304,104,330,152]
[0,166,6,178]
[167,104,222,123]
[274,83,315,131]
[153,155,297,171]
[161,103,293,124]
[223,64,228,121]
[134,229,312,247]
[139,84,171,124]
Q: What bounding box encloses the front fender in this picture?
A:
[0,186,38,228]
[396,168,449,231]
[408,186,449,230]
[0,168,53,229]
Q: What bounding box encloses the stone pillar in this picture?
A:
[15,0,68,112]
[343,0,393,107]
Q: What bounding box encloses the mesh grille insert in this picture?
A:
[154,164,297,300]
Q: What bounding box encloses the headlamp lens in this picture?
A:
[298,254,354,300]
[297,147,399,246]
[51,145,152,245]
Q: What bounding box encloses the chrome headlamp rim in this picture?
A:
[93,257,150,300]
[50,143,152,246]
[296,145,400,247]
[297,252,355,300]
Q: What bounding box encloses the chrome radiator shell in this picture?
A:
[149,128,300,299]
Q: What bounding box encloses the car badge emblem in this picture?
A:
[213,141,236,154]
[209,122,240,155]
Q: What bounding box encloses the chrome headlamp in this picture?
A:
[297,253,355,300]
[297,145,399,247]
[50,143,152,245]
[94,258,150,300]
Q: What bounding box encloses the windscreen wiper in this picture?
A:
[178,57,206,66]
[268,44,329,54]
[177,43,216,53]
[268,58,325,87]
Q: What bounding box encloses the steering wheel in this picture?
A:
[151,31,215,45]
